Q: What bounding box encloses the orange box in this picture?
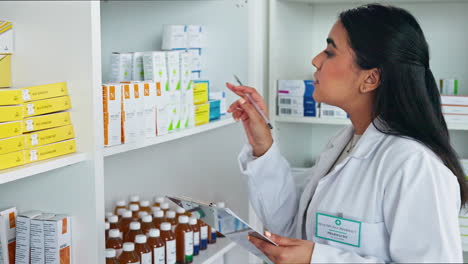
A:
[44,215,71,264]
[0,207,17,264]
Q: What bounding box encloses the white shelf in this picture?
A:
[463,243,468,252]
[103,117,236,157]
[0,153,88,185]
[194,238,237,264]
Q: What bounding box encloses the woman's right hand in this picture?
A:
[226,82,273,157]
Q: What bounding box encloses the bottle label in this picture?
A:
[166,239,176,264]
[201,226,208,239]
[141,252,152,264]
[154,246,165,264]
[116,248,123,257]
[184,231,194,256]
[194,231,200,246]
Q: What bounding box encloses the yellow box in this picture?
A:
[21,82,68,102]
[0,121,22,139]
[193,80,209,105]
[0,135,25,155]
[0,21,13,54]
[0,105,24,122]
[23,96,71,117]
[23,112,71,132]
[0,150,26,170]
[0,88,21,105]
[25,125,74,148]
[26,139,76,163]
[195,103,210,126]
[0,54,11,88]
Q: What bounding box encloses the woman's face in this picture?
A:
[312,20,363,110]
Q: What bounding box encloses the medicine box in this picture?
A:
[15,210,42,264]
[442,105,468,115]
[209,100,221,121]
[0,135,25,155]
[21,82,68,102]
[43,215,71,264]
[193,80,209,105]
[26,139,76,163]
[166,51,181,92]
[23,96,71,117]
[0,150,26,170]
[23,112,71,133]
[440,79,458,96]
[277,80,314,97]
[209,91,227,116]
[0,207,16,264]
[186,25,204,48]
[156,104,170,136]
[444,114,468,123]
[188,49,202,72]
[320,104,348,119]
[121,84,137,143]
[180,51,193,92]
[278,105,304,117]
[30,214,56,264]
[0,121,22,139]
[191,71,201,81]
[110,52,133,82]
[132,52,145,82]
[0,54,11,88]
[0,21,14,53]
[441,95,468,106]
[24,125,75,148]
[195,103,210,126]
[132,83,145,138]
[143,52,168,90]
[0,105,23,122]
[162,25,187,50]
[142,82,157,138]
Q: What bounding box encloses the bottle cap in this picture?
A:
[179,215,189,224]
[138,211,148,219]
[160,202,170,210]
[166,211,176,218]
[105,212,114,219]
[117,208,127,216]
[106,248,116,258]
[154,210,164,218]
[108,215,118,224]
[135,234,147,244]
[130,222,141,230]
[154,196,165,203]
[151,206,161,212]
[116,200,126,207]
[123,242,135,252]
[176,207,186,214]
[140,200,150,207]
[122,210,132,218]
[129,204,139,211]
[189,217,198,225]
[148,228,160,238]
[109,229,120,238]
[130,195,140,202]
[105,222,110,230]
[160,222,171,231]
[142,215,153,223]
[216,202,226,208]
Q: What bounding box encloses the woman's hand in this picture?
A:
[249,231,315,264]
[226,82,273,157]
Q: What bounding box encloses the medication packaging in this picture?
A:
[111,52,133,82]
[167,92,181,132]
[142,82,157,138]
[0,21,14,54]
[180,51,193,93]
[15,210,42,264]
[0,105,23,122]
[0,54,11,88]
[0,150,26,170]
[102,84,122,146]
[442,105,468,115]
[193,80,209,105]
[26,139,76,163]
[0,135,25,155]
[195,103,210,126]
[188,49,202,72]
[441,95,468,106]
[277,80,314,97]
[132,82,145,138]
[0,207,17,264]
[166,51,181,92]
[121,84,138,143]
[320,103,347,119]
[30,213,56,264]
[23,96,71,117]
[0,121,22,139]
[143,51,168,92]
[440,79,458,95]
[0,82,68,106]
[23,112,71,133]
[209,91,226,116]
[43,215,71,264]
[186,25,204,49]
[209,100,221,121]
[24,125,75,148]
[162,25,187,50]
[132,52,145,82]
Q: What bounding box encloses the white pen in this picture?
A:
[233,75,273,129]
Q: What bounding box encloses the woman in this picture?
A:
[226,4,466,263]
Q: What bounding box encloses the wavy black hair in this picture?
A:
[339,3,468,206]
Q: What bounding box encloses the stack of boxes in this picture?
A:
[441,95,468,123]
[0,207,16,264]
[0,20,13,88]
[0,82,76,170]
[440,78,459,96]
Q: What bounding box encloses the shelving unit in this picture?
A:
[194,239,237,264]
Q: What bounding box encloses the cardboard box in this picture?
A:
[0,150,26,170]
[166,51,181,93]
[121,84,137,143]
[442,105,468,115]
[26,139,76,163]
[110,52,133,82]
[191,71,201,81]
[15,210,42,264]
[193,80,209,105]
[167,92,181,132]
[444,114,468,123]
[0,54,11,88]
[30,214,55,264]
[277,80,314,97]
[156,104,170,136]
[102,84,122,146]
[24,125,75,148]
[0,121,22,139]
[180,51,193,93]
[209,91,226,115]
[277,95,303,107]
[188,49,202,72]
[143,52,168,91]
[195,103,210,126]
[0,105,23,122]
[320,103,347,119]
[21,82,68,102]
[44,215,71,264]
[0,21,13,53]
[132,52,145,82]
[23,112,71,133]
[23,96,71,117]
[278,105,303,117]
[0,207,17,264]
[162,25,187,50]
[132,82,145,138]
[142,82,157,138]
[187,25,204,49]
[441,95,468,106]
[209,100,221,121]
[0,135,25,155]
[440,79,458,95]
[0,89,22,106]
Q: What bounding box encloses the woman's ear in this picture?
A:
[360,68,380,93]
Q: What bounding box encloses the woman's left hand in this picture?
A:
[248,231,315,264]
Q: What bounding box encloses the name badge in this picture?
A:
[315,213,361,247]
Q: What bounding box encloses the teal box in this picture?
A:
[209,100,221,121]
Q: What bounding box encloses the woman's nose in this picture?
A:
[312,53,322,70]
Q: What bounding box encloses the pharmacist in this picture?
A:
[226,4,465,263]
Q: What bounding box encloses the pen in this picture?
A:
[233,75,273,129]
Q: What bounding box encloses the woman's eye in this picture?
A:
[324,50,333,57]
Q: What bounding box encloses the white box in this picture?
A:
[167,91,182,132]
[180,51,193,93]
[15,210,42,264]
[441,95,468,106]
[440,79,459,95]
[279,105,304,117]
[320,104,348,119]
[110,52,133,82]
[0,21,14,53]
[162,25,187,50]
[166,51,181,93]
[442,105,468,115]
[186,25,204,48]
[461,226,468,235]
[44,215,71,264]
[460,217,468,226]
[444,114,468,123]
[132,82,145,138]
[191,71,201,80]
[278,95,303,107]
[31,213,55,264]
[0,207,17,264]
[132,52,145,81]
[277,80,314,97]
[121,83,138,143]
[188,49,202,72]
[142,82,157,138]
[156,104,170,136]
[103,83,122,147]
[143,52,168,91]
[209,91,227,115]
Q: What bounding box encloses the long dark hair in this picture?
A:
[339,4,468,206]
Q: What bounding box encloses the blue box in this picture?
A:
[209,100,221,121]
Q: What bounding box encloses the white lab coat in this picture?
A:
[238,121,463,263]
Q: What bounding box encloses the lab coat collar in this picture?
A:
[349,118,388,160]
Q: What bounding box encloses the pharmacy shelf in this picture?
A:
[463,243,468,252]
[194,238,237,264]
[0,152,88,185]
[103,117,236,157]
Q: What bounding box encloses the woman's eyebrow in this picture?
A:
[326,38,338,49]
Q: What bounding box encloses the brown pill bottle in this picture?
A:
[160,222,177,264]
[147,228,165,264]
[105,248,119,264]
[135,234,152,264]
[106,229,124,257]
[124,222,143,243]
[118,242,140,264]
